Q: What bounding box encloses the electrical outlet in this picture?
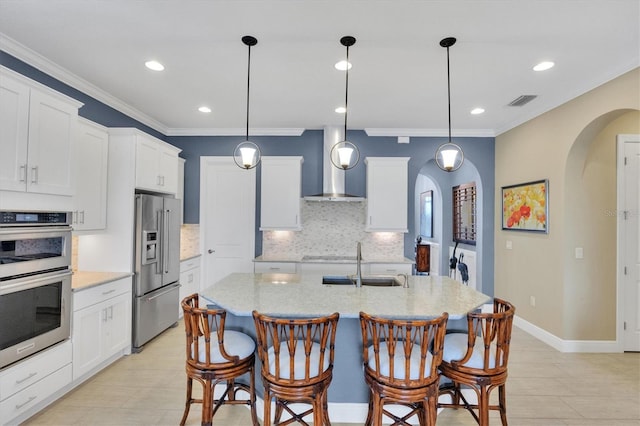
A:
[530,296,536,307]
[506,240,513,250]
[575,247,583,259]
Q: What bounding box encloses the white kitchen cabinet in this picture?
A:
[72,118,108,231]
[260,156,303,230]
[135,133,180,194]
[179,256,201,318]
[72,277,131,381]
[0,68,82,196]
[254,261,298,274]
[0,340,72,425]
[365,157,409,232]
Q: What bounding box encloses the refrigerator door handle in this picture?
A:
[156,209,163,275]
[146,283,181,302]
[163,209,170,274]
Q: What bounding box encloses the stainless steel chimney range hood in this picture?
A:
[303,126,364,202]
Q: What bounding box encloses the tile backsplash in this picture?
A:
[262,201,404,260]
[180,224,200,259]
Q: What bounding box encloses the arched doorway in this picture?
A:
[414,158,485,292]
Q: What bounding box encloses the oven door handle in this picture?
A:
[0,226,73,236]
[0,270,73,294]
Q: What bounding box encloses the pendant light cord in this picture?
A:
[246,43,252,141]
[344,45,350,141]
[446,44,452,144]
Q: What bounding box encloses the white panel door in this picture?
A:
[621,135,640,351]
[201,157,256,289]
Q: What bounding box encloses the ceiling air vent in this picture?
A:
[508,95,537,107]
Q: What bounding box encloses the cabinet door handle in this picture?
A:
[19,164,27,182]
[30,166,38,183]
[80,210,85,224]
[15,372,38,385]
[188,273,193,283]
[15,396,37,410]
[102,289,116,296]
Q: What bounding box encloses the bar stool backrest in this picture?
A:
[252,311,340,386]
[359,311,449,388]
[452,298,515,375]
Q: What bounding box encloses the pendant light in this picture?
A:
[233,35,261,169]
[330,36,360,170]
[435,37,464,172]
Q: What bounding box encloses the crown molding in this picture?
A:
[364,128,495,138]
[0,33,168,134]
[165,128,306,137]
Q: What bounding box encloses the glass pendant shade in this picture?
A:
[435,142,464,172]
[330,141,359,170]
[234,141,261,169]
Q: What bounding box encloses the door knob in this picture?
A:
[208,249,215,254]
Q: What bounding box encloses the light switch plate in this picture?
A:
[575,247,584,259]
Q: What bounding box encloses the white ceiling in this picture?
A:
[1,0,638,137]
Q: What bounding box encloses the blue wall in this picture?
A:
[2,50,495,295]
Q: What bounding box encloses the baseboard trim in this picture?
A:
[514,315,621,353]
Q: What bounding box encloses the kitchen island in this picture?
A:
[200,272,490,412]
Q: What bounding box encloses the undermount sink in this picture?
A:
[322,275,404,287]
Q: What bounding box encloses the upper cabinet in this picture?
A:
[135,134,180,194]
[73,119,109,231]
[260,156,303,230]
[365,157,409,232]
[0,68,82,196]
[108,128,181,196]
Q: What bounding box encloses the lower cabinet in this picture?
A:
[299,262,364,276]
[179,257,201,318]
[0,340,72,425]
[369,263,412,275]
[254,261,298,274]
[72,277,131,380]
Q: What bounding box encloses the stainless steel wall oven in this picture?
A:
[0,211,72,369]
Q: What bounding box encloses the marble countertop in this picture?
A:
[72,270,132,291]
[201,273,489,320]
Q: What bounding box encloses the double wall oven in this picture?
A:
[0,211,72,369]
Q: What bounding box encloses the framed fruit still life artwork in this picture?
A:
[501,179,548,233]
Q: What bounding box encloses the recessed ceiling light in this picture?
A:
[198,106,212,113]
[335,106,346,114]
[145,60,165,71]
[334,60,352,71]
[470,107,485,115]
[533,61,554,71]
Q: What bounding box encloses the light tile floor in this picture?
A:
[22,323,640,425]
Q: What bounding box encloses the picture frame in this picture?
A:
[419,190,433,238]
[501,179,549,233]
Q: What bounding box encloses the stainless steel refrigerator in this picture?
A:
[133,193,181,351]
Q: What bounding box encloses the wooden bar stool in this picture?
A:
[252,310,340,426]
[180,294,258,426]
[438,298,515,425]
[359,311,449,426]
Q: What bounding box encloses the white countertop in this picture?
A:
[72,270,132,291]
[201,273,489,320]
